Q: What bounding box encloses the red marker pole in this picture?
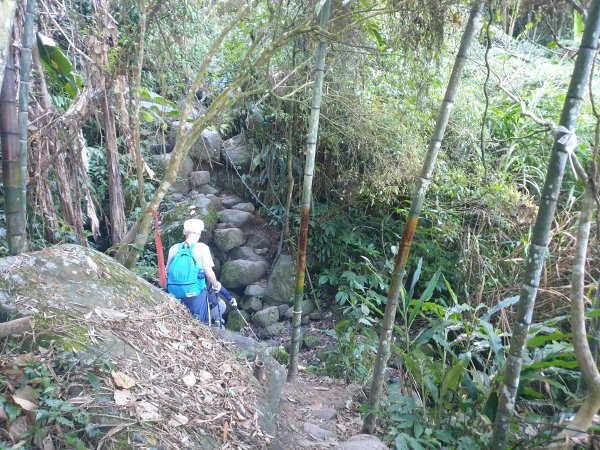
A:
[152,209,166,287]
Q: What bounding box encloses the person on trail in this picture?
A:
[165,219,237,325]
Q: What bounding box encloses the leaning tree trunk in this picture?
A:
[0,0,17,88]
[287,0,332,382]
[1,49,27,254]
[491,2,600,448]
[361,0,485,434]
[132,0,147,210]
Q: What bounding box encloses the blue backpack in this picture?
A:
[167,243,204,299]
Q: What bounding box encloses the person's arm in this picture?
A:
[204,266,220,290]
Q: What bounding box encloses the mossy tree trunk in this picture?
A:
[287,0,332,382]
[491,2,600,447]
[361,0,485,434]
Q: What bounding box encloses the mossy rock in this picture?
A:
[161,198,218,247]
[226,309,249,332]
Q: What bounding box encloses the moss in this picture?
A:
[271,347,289,366]
[34,310,91,351]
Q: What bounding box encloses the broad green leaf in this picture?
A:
[440,352,471,401]
[408,270,440,328]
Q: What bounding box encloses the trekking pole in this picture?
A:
[235,307,259,341]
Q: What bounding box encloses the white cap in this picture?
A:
[183,219,204,235]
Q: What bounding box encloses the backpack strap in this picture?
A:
[178,242,200,268]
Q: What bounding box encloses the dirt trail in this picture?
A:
[275,373,365,449]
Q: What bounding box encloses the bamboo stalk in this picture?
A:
[0,1,17,88]
[491,2,600,447]
[361,0,485,434]
[287,0,332,382]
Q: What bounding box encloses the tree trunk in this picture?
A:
[1,49,27,254]
[132,0,147,210]
[287,0,332,382]
[103,90,127,246]
[491,2,600,448]
[361,0,485,434]
[0,1,17,88]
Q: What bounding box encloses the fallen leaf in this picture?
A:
[137,401,160,421]
[13,354,38,366]
[8,416,28,441]
[113,389,136,406]
[223,420,229,443]
[12,395,37,411]
[167,413,189,427]
[198,370,213,382]
[112,371,136,389]
[182,372,197,387]
[15,386,39,403]
[94,308,127,321]
[221,364,232,374]
[200,340,212,349]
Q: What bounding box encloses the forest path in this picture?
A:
[274,373,365,449]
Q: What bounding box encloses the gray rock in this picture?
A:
[259,321,289,338]
[225,309,249,332]
[198,185,220,196]
[213,228,246,252]
[302,335,321,350]
[300,299,316,316]
[254,248,268,256]
[278,304,288,317]
[244,283,267,298]
[190,171,211,187]
[303,423,336,441]
[252,306,280,328]
[217,209,253,227]
[220,194,243,209]
[309,311,322,320]
[229,246,264,262]
[284,307,293,319]
[205,194,223,210]
[243,297,263,314]
[189,190,200,197]
[195,197,212,209]
[334,434,389,450]
[232,202,255,213]
[170,123,221,163]
[160,198,218,243]
[172,193,184,202]
[301,315,310,325]
[222,134,251,170]
[264,254,296,305]
[220,260,268,288]
[155,153,193,194]
[313,408,337,421]
[246,233,272,248]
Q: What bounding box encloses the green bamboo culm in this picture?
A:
[361,0,485,434]
[15,0,37,248]
[1,49,26,254]
[287,0,332,382]
[0,1,18,88]
[491,1,600,448]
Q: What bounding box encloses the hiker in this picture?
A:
[165,219,237,325]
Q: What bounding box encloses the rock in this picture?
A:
[198,185,220,196]
[301,315,310,325]
[217,209,253,227]
[309,311,321,320]
[160,198,218,244]
[303,423,336,441]
[243,297,262,314]
[335,434,389,450]
[300,299,316,316]
[259,321,289,338]
[213,228,246,252]
[244,282,267,298]
[278,304,288,317]
[232,202,255,213]
[222,134,251,170]
[313,408,337,421]
[220,194,243,209]
[302,335,321,350]
[254,248,268,256]
[284,307,293,319]
[154,153,193,194]
[264,254,296,305]
[169,123,221,163]
[189,190,199,197]
[220,260,268,288]
[190,171,210,187]
[246,233,272,248]
[172,193,184,202]
[225,309,249,332]
[205,194,223,210]
[195,197,212,209]
[229,246,264,262]
[252,306,280,328]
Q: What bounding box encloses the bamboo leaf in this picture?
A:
[440,352,470,401]
[408,270,440,328]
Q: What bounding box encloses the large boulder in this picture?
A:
[335,435,389,450]
[252,306,279,328]
[220,260,268,288]
[221,194,243,209]
[245,282,268,298]
[222,134,251,170]
[169,123,222,164]
[229,246,264,262]
[154,153,194,194]
[213,228,246,252]
[190,171,211,188]
[264,254,296,305]
[160,198,218,247]
[217,209,253,227]
[232,202,255,213]
[225,309,249,332]
[243,297,263,314]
